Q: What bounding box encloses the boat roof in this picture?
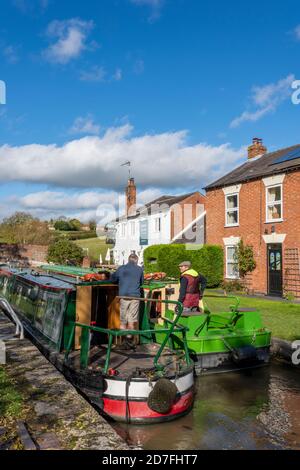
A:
[0,267,116,290]
[39,265,101,277]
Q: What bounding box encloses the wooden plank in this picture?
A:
[75,286,92,350]
[107,287,120,331]
[17,421,37,451]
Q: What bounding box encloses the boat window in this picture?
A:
[43,293,66,344]
[0,276,9,296]
[31,288,67,345]
[35,289,48,330]
[28,285,39,302]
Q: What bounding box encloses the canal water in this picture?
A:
[114,363,300,450]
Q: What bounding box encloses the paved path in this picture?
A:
[0,311,129,450]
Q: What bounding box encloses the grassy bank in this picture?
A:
[75,237,113,262]
[0,367,27,450]
[204,290,300,342]
[0,367,23,418]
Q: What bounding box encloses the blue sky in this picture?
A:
[1,0,300,222]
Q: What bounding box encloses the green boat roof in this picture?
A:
[40,265,103,277]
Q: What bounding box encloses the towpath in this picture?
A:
[0,311,129,450]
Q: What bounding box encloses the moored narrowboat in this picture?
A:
[0,265,194,424]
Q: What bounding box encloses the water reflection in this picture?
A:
[114,364,300,450]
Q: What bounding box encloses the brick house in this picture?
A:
[204,138,300,298]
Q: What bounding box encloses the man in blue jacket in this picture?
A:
[110,254,144,349]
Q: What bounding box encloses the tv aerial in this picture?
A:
[121,161,132,178]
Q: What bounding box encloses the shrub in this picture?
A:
[234,239,256,278]
[221,280,245,293]
[47,239,84,266]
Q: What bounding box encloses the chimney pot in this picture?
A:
[248,137,267,160]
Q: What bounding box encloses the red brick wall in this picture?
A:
[170,192,206,240]
[0,244,48,266]
[206,170,300,297]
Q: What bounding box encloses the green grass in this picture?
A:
[204,290,300,341]
[0,367,23,417]
[75,237,113,262]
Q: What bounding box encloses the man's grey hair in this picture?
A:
[128,254,139,264]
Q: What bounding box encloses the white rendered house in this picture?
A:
[112,179,206,266]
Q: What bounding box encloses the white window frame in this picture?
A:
[225,193,239,227]
[154,217,161,233]
[265,184,283,223]
[226,245,239,279]
[121,223,126,237]
[130,221,135,236]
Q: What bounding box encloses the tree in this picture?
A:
[54,220,72,231]
[47,239,84,266]
[0,212,52,245]
[89,220,97,232]
[69,219,82,231]
[234,239,256,278]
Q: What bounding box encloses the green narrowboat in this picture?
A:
[143,282,272,374]
[0,265,194,423]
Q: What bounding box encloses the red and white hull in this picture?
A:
[102,370,194,423]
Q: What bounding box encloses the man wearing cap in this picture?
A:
[178,261,207,312]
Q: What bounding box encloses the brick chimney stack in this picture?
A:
[126,178,136,216]
[248,137,267,160]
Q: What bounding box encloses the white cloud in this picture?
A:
[0,124,244,191]
[43,18,95,64]
[294,25,300,40]
[230,74,295,128]
[10,187,163,223]
[3,45,19,64]
[130,0,163,7]
[133,59,144,75]
[113,68,122,81]
[130,0,164,22]
[79,66,106,82]
[69,115,100,135]
[13,0,49,13]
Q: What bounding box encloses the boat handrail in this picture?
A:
[203,294,240,316]
[0,297,24,340]
[65,296,191,373]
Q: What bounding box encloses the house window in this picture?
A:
[154,217,161,233]
[130,221,135,236]
[266,185,282,222]
[225,194,239,226]
[226,246,239,279]
[121,224,126,237]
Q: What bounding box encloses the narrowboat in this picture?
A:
[143,281,272,374]
[0,265,194,424]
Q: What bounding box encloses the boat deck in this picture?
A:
[66,343,183,378]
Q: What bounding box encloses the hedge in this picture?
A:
[143,244,166,273]
[143,244,224,288]
[55,231,97,241]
